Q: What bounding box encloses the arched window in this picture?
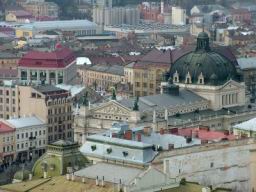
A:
[185,72,192,84]
[197,72,204,84]
[173,71,179,83]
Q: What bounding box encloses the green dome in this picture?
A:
[197,31,209,39]
[14,170,31,181]
[169,32,239,85]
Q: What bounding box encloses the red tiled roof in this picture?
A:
[176,127,236,141]
[13,10,33,18]
[18,47,76,68]
[0,122,15,133]
[230,8,250,14]
[198,130,236,141]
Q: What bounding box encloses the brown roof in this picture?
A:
[132,44,238,69]
[230,8,250,14]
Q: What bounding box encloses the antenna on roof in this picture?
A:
[170,49,173,65]
[202,18,205,32]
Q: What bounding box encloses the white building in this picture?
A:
[172,7,186,25]
[93,7,140,27]
[156,138,256,191]
[6,116,47,162]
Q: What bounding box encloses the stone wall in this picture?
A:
[153,139,256,192]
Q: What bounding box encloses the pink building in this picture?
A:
[230,8,252,24]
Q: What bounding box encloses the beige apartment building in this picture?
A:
[18,85,73,143]
[0,82,74,144]
[0,82,19,119]
[0,52,19,70]
[78,64,125,90]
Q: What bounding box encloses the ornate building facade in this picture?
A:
[74,32,256,144]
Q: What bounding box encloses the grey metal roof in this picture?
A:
[233,117,256,131]
[74,162,144,185]
[118,89,206,112]
[80,134,157,164]
[18,20,98,31]
[125,62,136,68]
[87,64,124,76]
[86,135,152,148]
[168,104,256,126]
[141,132,201,150]
[237,57,256,70]
[33,85,65,94]
[7,116,45,129]
[0,52,18,59]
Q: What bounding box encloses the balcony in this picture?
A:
[29,136,36,140]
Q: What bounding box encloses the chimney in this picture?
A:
[96,176,99,186]
[137,133,141,142]
[101,176,105,187]
[143,127,150,135]
[191,130,197,138]
[153,110,156,123]
[224,130,229,136]
[43,171,47,179]
[168,144,174,150]
[160,128,165,135]
[29,174,32,181]
[118,179,122,192]
[124,130,132,140]
[71,174,75,181]
[161,0,164,14]
[164,108,168,121]
[66,174,70,180]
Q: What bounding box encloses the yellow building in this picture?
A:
[79,64,125,90]
[16,28,33,38]
[5,10,33,23]
[124,49,172,97]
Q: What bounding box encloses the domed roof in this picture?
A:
[197,31,209,39]
[14,169,30,181]
[169,32,240,85]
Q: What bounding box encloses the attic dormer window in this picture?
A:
[173,71,179,83]
[185,72,192,84]
[198,72,204,85]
